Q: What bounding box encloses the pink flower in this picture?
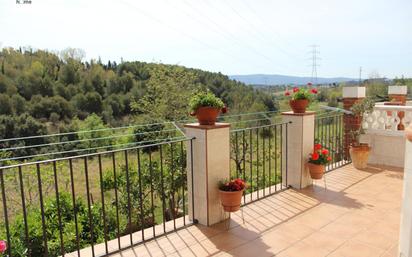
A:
[307,82,312,86]
[293,87,299,93]
[284,91,290,96]
[0,240,7,253]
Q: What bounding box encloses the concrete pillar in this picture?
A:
[342,87,366,159]
[399,125,412,257]
[184,123,230,226]
[281,111,315,189]
[388,85,408,105]
[388,86,408,130]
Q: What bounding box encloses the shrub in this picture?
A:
[189,91,224,112]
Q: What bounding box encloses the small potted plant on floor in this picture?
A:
[307,143,332,179]
[284,83,318,113]
[349,97,375,169]
[189,91,227,125]
[218,178,246,212]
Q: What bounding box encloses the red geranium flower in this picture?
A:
[311,152,319,161]
[285,91,290,96]
[221,106,228,114]
[321,149,329,155]
[327,156,332,161]
[311,88,318,94]
[293,87,299,93]
[314,143,322,150]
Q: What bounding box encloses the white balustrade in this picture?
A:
[363,105,412,135]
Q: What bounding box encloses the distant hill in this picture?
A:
[229,74,356,86]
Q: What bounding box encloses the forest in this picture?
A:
[0,47,276,142]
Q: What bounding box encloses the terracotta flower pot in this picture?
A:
[219,189,243,212]
[307,163,325,179]
[191,107,220,125]
[350,144,371,169]
[407,124,412,142]
[289,99,309,113]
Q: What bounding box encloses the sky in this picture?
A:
[0,0,411,78]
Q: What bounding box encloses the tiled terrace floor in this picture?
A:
[109,164,403,257]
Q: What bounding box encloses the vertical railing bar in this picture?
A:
[249,129,253,201]
[111,152,121,249]
[256,127,259,199]
[180,141,186,226]
[69,159,81,257]
[170,143,177,231]
[190,139,195,223]
[148,150,156,237]
[235,131,239,179]
[328,116,332,171]
[98,155,109,254]
[242,130,246,203]
[53,161,65,256]
[83,157,95,257]
[275,125,278,192]
[0,169,11,257]
[334,115,338,169]
[36,163,49,257]
[160,145,167,233]
[285,123,289,187]
[268,126,272,194]
[124,150,133,245]
[18,166,30,256]
[280,124,283,190]
[263,127,266,196]
[137,149,145,241]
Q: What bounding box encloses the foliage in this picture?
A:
[349,98,375,146]
[188,91,225,112]
[0,192,120,257]
[308,144,332,165]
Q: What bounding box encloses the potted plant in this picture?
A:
[307,143,332,179]
[189,91,227,125]
[284,83,318,113]
[218,178,246,212]
[349,97,375,169]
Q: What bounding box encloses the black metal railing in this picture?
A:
[314,112,351,172]
[230,122,289,205]
[0,137,195,257]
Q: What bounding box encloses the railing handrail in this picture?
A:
[373,104,412,111]
[230,121,291,133]
[0,136,194,170]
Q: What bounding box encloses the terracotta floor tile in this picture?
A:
[301,231,346,252]
[100,164,402,257]
[353,230,396,250]
[279,241,331,257]
[329,240,385,257]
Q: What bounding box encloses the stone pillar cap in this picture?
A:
[184,123,230,130]
[388,85,408,95]
[342,86,366,98]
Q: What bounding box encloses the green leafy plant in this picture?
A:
[349,97,375,146]
[284,85,318,101]
[189,92,225,112]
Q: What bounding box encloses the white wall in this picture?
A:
[361,132,405,168]
[399,139,412,256]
